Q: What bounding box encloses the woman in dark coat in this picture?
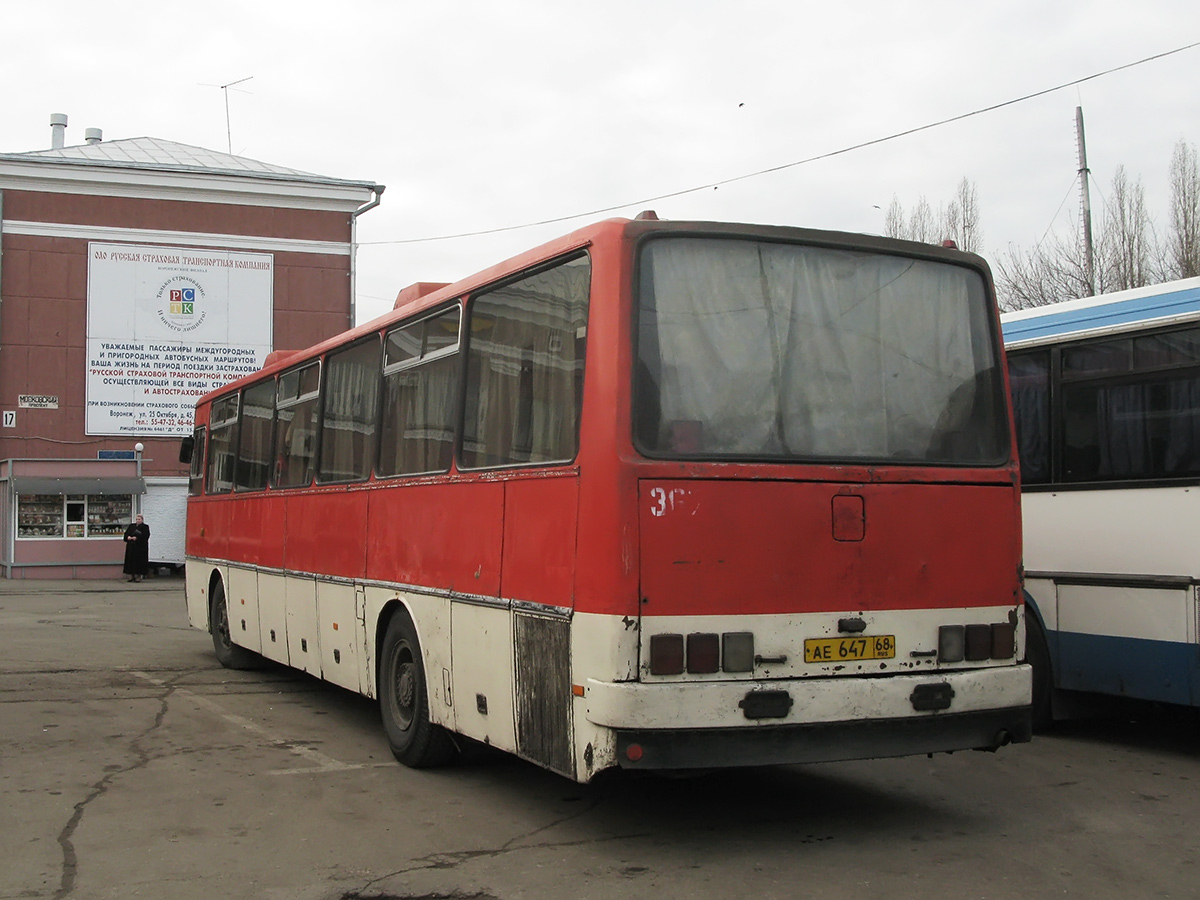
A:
[123,515,150,582]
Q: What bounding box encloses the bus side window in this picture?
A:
[187,426,207,496]
[274,362,321,488]
[206,394,240,494]
[1006,350,1050,484]
[317,338,381,483]
[235,379,276,491]
[460,254,590,469]
[378,306,461,477]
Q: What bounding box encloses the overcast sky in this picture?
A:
[4,1,1200,325]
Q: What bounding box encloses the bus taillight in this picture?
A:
[686,633,720,673]
[649,631,757,674]
[649,634,685,675]
[939,623,1016,662]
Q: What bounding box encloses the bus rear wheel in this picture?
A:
[379,610,456,768]
[210,579,260,670]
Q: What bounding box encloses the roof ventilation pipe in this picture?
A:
[84,128,103,145]
[50,113,68,149]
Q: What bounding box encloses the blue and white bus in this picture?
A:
[1002,277,1200,724]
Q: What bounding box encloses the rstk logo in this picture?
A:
[169,288,196,316]
[156,277,207,333]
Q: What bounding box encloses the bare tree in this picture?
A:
[908,197,936,243]
[995,234,1095,311]
[1167,139,1200,278]
[1095,165,1156,292]
[941,178,983,252]
[883,197,906,240]
[882,179,982,251]
[997,157,1190,310]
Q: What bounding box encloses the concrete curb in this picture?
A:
[0,577,184,594]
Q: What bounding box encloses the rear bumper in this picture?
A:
[586,664,1033,769]
[587,664,1032,728]
[614,706,1032,770]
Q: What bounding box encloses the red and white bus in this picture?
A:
[182,214,1032,781]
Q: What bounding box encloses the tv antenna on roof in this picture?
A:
[201,75,254,154]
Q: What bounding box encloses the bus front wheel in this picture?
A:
[210,579,260,670]
[379,610,456,768]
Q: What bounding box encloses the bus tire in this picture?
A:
[210,579,260,670]
[379,610,456,768]
[1025,608,1053,731]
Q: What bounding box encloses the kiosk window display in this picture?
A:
[17,494,133,538]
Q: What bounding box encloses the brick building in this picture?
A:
[0,116,382,577]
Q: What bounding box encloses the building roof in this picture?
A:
[0,135,382,212]
[0,136,378,191]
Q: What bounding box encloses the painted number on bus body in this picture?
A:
[649,487,689,517]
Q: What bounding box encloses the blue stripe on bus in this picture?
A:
[1001,284,1200,344]
[1052,630,1197,707]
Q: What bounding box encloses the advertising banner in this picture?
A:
[86,243,274,436]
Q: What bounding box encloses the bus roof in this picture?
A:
[194,215,624,406]
[1001,276,1200,349]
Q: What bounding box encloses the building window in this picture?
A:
[17,494,133,539]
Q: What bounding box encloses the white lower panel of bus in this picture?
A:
[1043,580,1195,645]
[186,562,1029,779]
[584,664,1032,731]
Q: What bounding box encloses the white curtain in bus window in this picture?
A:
[461,255,590,468]
[1061,327,1200,481]
[636,238,1005,463]
[274,363,320,488]
[318,339,380,482]
[1007,350,1050,483]
[379,307,460,477]
[206,394,240,493]
[236,380,275,491]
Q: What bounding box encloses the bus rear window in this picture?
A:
[634,238,1008,465]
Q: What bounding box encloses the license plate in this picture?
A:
[804,635,896,663]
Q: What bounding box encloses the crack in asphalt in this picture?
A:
[52,673,189,900]
[31,620,196,635]
[341,798,652,899]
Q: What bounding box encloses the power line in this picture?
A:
[359,39,1200,248]
[1033,174,1082,253]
